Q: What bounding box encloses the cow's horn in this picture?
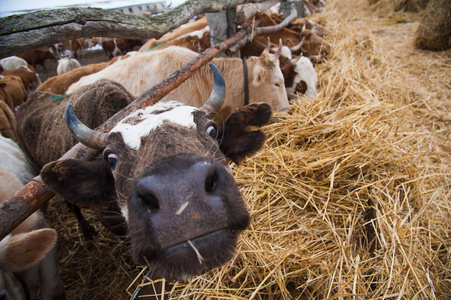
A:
[290,36,305,52]
[200,63,226,114]
[290,54,303,66]
[268,39,283,64]
[262,37,271,54]
[65,103,108,150]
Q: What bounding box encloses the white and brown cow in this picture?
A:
[0,133,65,300]
[19,65,272,282]
[66,46,289,120]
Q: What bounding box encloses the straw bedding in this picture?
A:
[44,0,451,299]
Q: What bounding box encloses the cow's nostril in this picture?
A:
[139,193,160,214]
[205,163,218,194]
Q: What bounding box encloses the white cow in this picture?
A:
[0,134,65,300]
[67,46,290,119]
[57,57,82,76]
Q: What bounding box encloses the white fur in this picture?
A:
[56,57,82,76]
[66,46,289,116]
[111,101,198,150]
[0,56,28,71]
[0,134,36,185]
[180,25,209,40]
[288,56,318,99]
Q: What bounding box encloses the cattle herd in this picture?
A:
[0,1,329,298]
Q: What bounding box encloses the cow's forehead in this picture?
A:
[110,101,199,150]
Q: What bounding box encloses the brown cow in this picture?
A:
[17,79,136,238]
[290,28,331,57]
[0,100,16,141]
[1,64,41,91]
[36,61,110,95]
[140,16,208,51]
[17,49,57,70]
[18,66,272,282]
[102,39,142,59]
[70,38,84,59]
[141,26,211,53]
[0,75,28,109]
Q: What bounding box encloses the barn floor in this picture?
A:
[33,0,451,299]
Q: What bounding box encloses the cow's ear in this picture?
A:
[41,159,115,209]
[251,62,270,87]
[219,103,272,164]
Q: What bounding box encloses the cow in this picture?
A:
[20,64,272,282]
[240,38,317,99]
[289,19,331,38]
[56,57,82,76]
[36,61,111,95]
[140,16,209,52]
[17,49,57,70]
[17,79,136,238]
[242,13,330,59]
[0,75,28,110]
[102,39,143,59]
[290,28,331,58]
[0,133,65,300]
[281,55,318,99]
[0,100,17,141]
[69,38,84,59]
[1,64,42,91]
[141,26,212,53]
[304,0,326,16]
[67,46,290,121]
[0,56,28,71]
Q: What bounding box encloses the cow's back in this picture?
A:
[37,61,109,95]
[16,79,134,169]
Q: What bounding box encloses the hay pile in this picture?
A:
[129,0,451,298]
[46,0,451,298]
[415,0,451,51]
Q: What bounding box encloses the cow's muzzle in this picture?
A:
[127,154,250,281]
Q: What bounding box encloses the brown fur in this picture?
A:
[40,100,271,282]
[17,49,57,70]
[70,38,84,59]
[0,75,28,109]
[66,46,289,119]
[36,61,110,95]
[1,64,40,90]
[16,79,134,169]
[0,100,17,141]
[140,16,208,51]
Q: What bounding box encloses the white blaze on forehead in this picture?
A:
[111,101,199,150]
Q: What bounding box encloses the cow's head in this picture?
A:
[282,55,318,100]
[41,64,272,282]
[250,43,290,114]
[290,29,330,58]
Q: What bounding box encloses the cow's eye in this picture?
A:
[106,153,118,165]
[275,82,281,87]
[206,125,217,138]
